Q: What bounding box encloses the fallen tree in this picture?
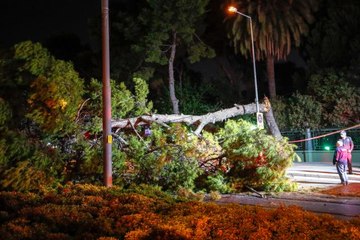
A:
[111,97,282,139]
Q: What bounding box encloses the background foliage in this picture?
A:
[1,0,360,197]
[0,42,297,194]
[272,70,360,130]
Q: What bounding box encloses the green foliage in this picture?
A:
[133,77,153,116]
[0,130,64,192]
[0,41,88,190]
[136,0,214,65]
[13,41,51,76]
[77,140,103,183]
[111,80,135,119]
[0,131,31,169]
[124,184,177,204]
[125,135,160,184]
[12,41,85,135]
[88,77,153,120]
[1,160,55,192]
[227,0,319,60]
[307,0,360,71]
[25,64,84,135]
[0,50,154,189]
[0,98,11,129]
[109,0,215,114]
[118,125,203,192]
[159,156,202,192]
[0,41,298,194]
[287,93,322,129]
[187,41,216,64]
[204,172,232,193]
[178,79,222,115]
[307,70,360,127]
[112,149,127,185]
[217,119,297,191]
[272,94,322,130]
[154,77,223,115]
[272,69,360,129]
[0,138,5,167]
[133,67,155,82]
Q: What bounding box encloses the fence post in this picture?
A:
[304,128,313,162]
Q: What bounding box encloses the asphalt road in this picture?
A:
[211,192,360,220]
[207,162,360,220]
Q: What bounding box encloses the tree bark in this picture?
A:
[266,56,276,98]
[169,31,179,114]
[264,107,282,139]
[111,98,282,138]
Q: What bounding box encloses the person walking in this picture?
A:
[334,140,349,186]
[340,130,354,174]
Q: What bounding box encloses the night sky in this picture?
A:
[0,0,101,48]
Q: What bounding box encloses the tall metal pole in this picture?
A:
[248,18,259,113]
[101,0,112,187]
[232,9,260,113]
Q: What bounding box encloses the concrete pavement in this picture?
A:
[215,192,360,220]
[209,162,360,220]
[286,162,360,190]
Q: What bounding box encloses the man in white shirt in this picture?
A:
[340,130,354,174]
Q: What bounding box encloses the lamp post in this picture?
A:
[228,6,259,114]
[102,0,112,187]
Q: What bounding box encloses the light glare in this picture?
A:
[228,6,237,13]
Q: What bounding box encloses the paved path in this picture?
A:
[213,192,360,220]
[286,162,360,190]
[209,162,360,220]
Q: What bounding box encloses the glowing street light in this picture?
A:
[228,6,260,114]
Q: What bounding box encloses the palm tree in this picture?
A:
[226,0,319,98]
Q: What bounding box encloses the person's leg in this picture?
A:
[344,164,349,185]
[336,162,346,184]
[348,154,352,174]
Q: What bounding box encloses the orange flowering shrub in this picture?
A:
[0,184,359,239]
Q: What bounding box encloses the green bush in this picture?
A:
[0,130,64,192]
[204,172,232,193]
[159,156,202,192]
[87,77,153,120]
[218,119,297,192]
[273,69,360,129]
[0,98,11,129]
[12,41,85,135]
[0,41,300,195]
[307,70,360,127]
[117,125,203,192]
[154,77,222,115]
[286,92,322,130]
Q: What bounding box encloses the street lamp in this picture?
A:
[228,6,259,114]
[102,0,112,187]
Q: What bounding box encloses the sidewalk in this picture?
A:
[209,162,360,220]
[274,162,360,219]
[215,191,360,220]
[286,162,360,190]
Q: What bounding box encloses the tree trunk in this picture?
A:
[169,31,179,114]
[266,56,276,98]
[264,107,282,139]
[111,98,282,138]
